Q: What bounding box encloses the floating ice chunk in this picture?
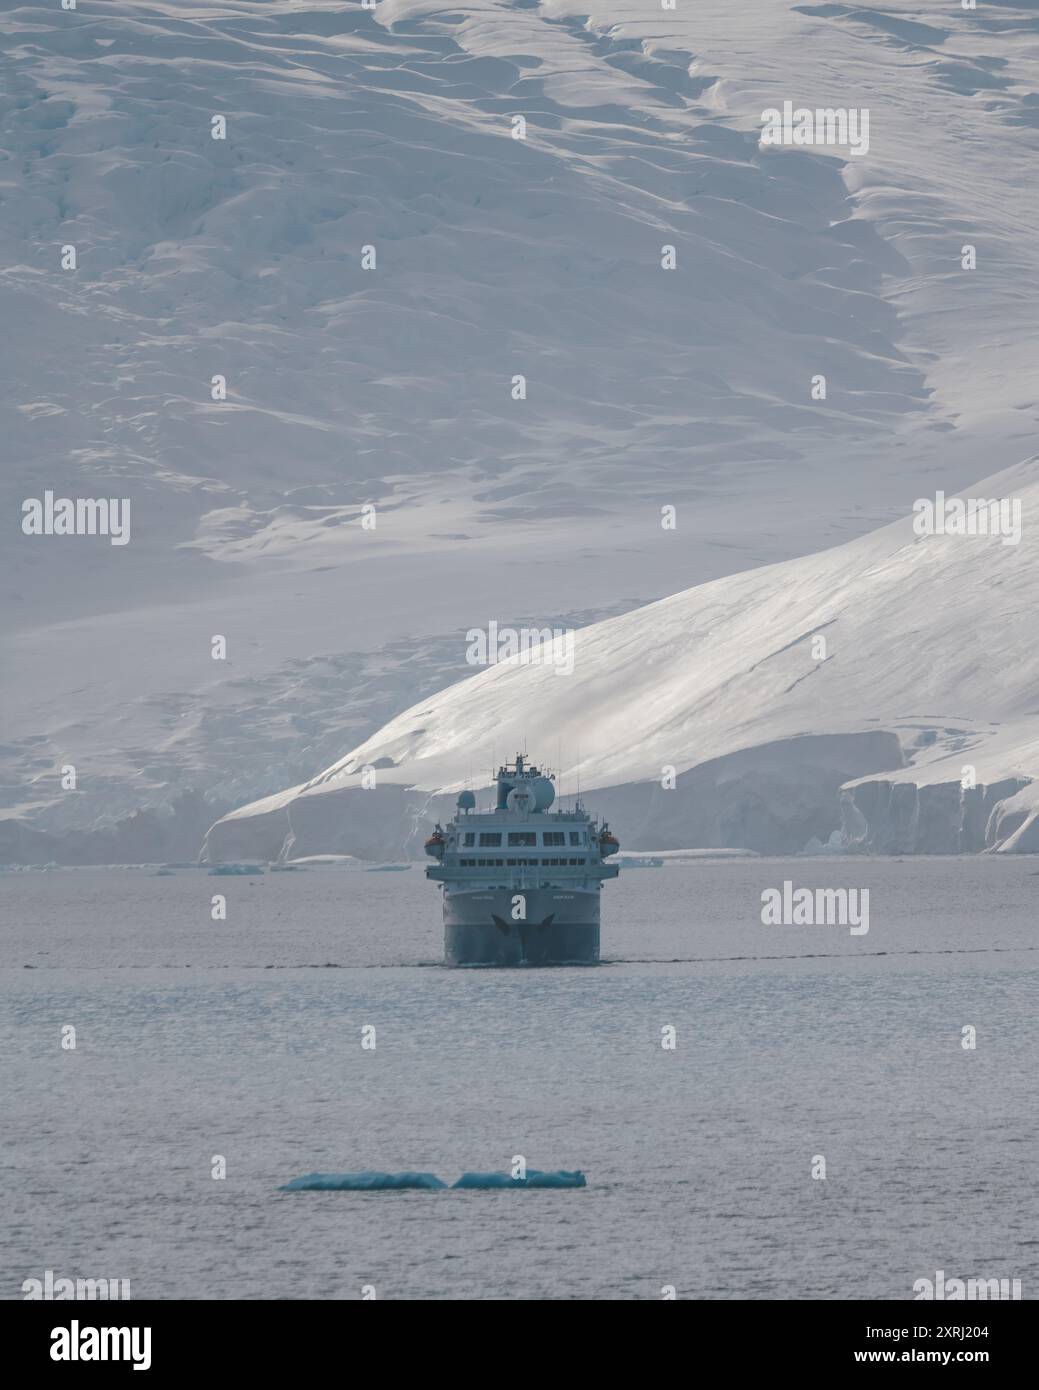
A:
[208,863,265,875]
[799,829,847,856]
[278,1171,446,1191]
[452,1170,586,1189]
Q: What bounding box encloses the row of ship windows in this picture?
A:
[461,831,584,848]
[457,857,588,868]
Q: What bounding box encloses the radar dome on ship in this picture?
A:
[456,790,476,811]
[523,776,555,811]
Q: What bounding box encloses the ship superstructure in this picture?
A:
[425,754,620,966]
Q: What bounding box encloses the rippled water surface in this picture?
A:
[2,858,1038,1299]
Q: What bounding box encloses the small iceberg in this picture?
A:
[452,1170,586,1190]
[799,830,849,856]
[282,854,362,868]
[278,1171,447,1192]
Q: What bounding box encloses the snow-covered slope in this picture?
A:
[202,460,1039,859]
[4,2,1039,859]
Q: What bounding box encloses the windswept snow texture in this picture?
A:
[205,462,1039,858]
[4,2,1039,859]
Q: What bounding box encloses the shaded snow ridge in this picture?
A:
[203,461,1039,861]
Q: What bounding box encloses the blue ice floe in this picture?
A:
[278,1169,586,1191]
[278,1171,447,1191]
[452,1170,586,1189]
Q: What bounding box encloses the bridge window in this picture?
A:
[543,831,565,846]
[569,832,582,846]
[479,832,502,847]
[463,832,475,847]
[508,831,536,847]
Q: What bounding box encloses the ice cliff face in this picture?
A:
[203,462,1039,859]
[841,728,1039,856]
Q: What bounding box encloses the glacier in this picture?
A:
[204,462,1039,860]
[4,2,1039,862]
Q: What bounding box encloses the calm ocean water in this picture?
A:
[2,857,1038,1300]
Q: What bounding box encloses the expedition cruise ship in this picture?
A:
[424,755,620,966]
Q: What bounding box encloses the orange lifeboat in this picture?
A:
[424,826,446,859]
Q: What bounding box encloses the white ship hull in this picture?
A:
[443,885,600,966]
